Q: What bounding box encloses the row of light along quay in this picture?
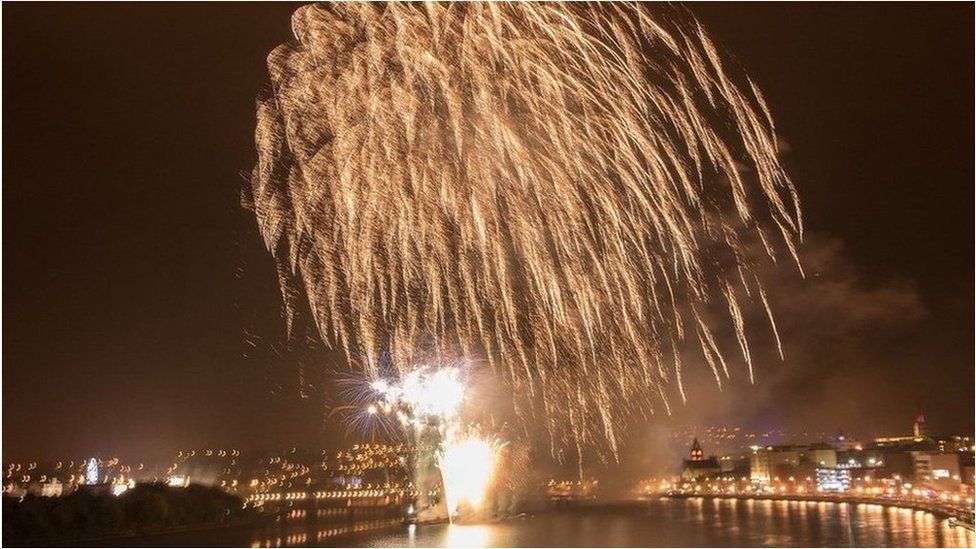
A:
[637,412,975,531]
[661,483,974,528]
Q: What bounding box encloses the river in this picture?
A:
[104,498,976,547]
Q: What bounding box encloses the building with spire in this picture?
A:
[913,409,927,441]
[873,409,935,449]
[681,438,721,481]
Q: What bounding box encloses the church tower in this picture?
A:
[690,438,704,461]
[913,408,927,441]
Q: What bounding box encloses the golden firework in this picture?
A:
[247,2,801,458]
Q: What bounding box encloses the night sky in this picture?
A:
[4,3,973,463]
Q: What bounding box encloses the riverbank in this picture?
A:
[663,491,975,528]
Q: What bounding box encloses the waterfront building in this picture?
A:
[547,478,599,501]
[808,444,838,468]
[876,450,915,479]
[928,453,962,482]
[912,452,963,488]
[717,454,750,475]
[681,438,721,481]
[749,444,812,484]
[933,435,974,454]
[815,467,852,492]
[960,453,974,486]
[749,446,773,483]
[911,451,932,480]
[749,444,832,484]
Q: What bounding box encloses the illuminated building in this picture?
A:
[933,435,973,454]
[681,438,721,481]
[85,458,99,485]
[28,480,63,498]
[749,445,816,484]
[911,451,932,480]
[961,454,975,486]
[873,436,920,448]
[912,452,962,487]
[859,412,976,485]
[547,479,599,501]
[746,443,839,484]
[718,454,750,475]
[815,468,851,492]
[167,475,189,488]
[873,411,936,449]
[875,451,914,479]
[808,444,838,468]
[913,409,927,441]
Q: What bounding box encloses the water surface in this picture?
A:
[249,498,975,548]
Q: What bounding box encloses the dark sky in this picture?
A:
[4,3,973,463]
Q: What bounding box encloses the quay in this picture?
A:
[664,491,975,529]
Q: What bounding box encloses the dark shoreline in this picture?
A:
[5,517,265,548]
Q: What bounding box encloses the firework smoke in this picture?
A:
[247,3,801,458]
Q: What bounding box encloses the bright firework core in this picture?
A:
[373,368,465,423]
[439,437,498,517]
[370,366,500,521]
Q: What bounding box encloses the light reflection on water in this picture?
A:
[443,525,492,548]
[249,499,976,548]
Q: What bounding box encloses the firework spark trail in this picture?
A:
[248,2,801,457]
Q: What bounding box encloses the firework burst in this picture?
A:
[359,363,502,520]
[247,2,801,458]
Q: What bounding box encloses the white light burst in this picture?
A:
[369,365,500,521]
